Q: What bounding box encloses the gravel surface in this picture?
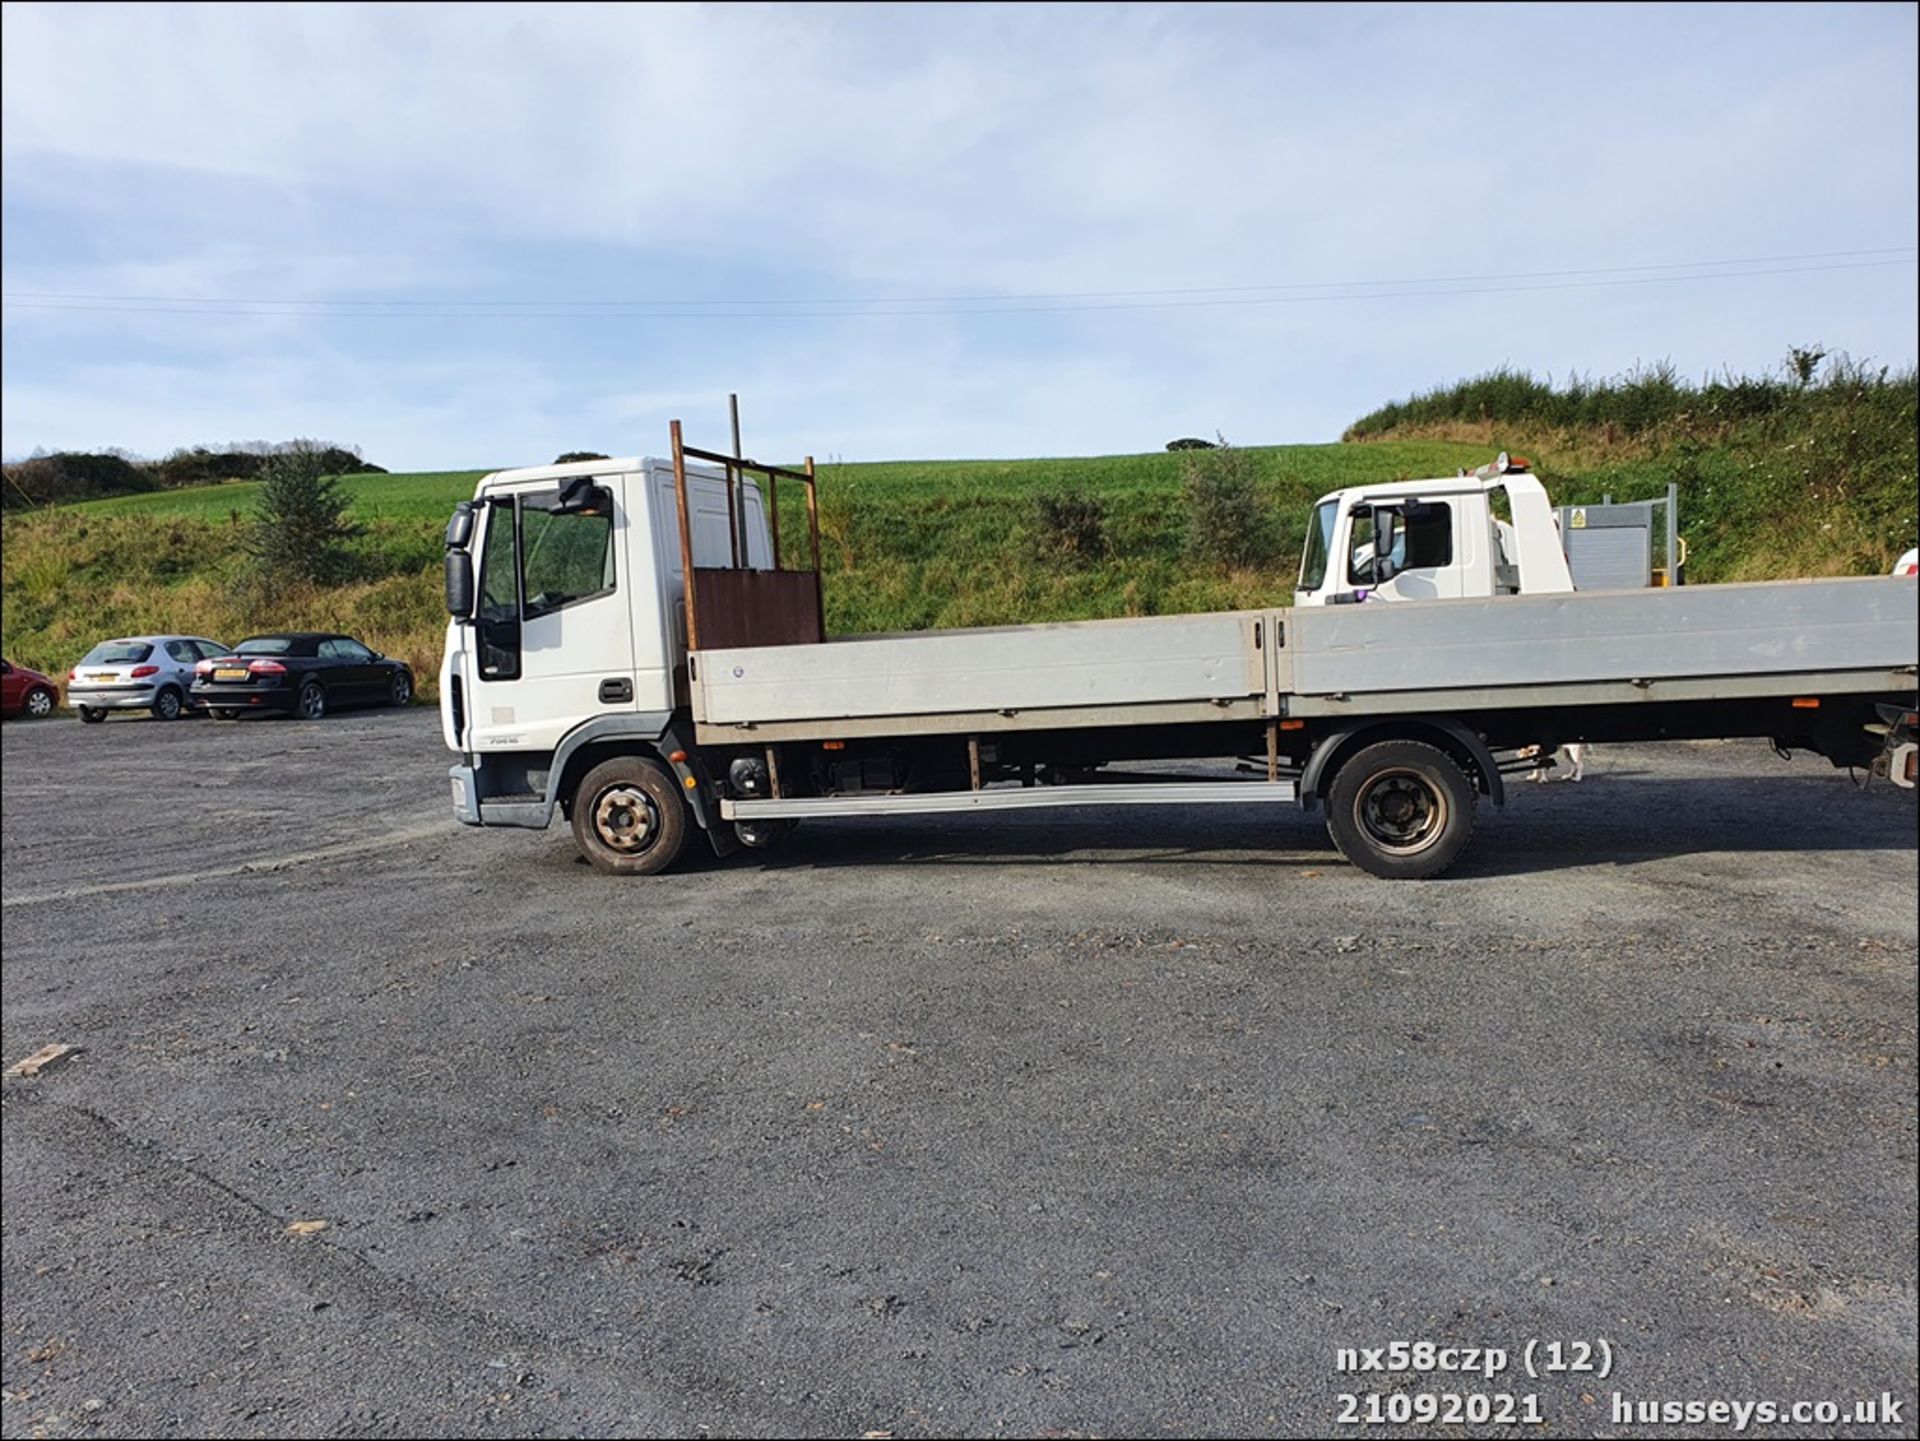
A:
[3,709,1915,1438]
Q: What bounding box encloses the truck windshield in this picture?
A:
[1300,501,1337,591]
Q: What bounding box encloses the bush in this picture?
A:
[1180,438,1277,570]
[1166,437,1217,452]
[1031,489,1109,566]
[246,441,364,584]
[555,451,610,464]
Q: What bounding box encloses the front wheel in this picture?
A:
[570,757,688,876]
[78,706,106,724]
[389,669,413,707]
[1324,739,1477,880]
[24,687,56,719]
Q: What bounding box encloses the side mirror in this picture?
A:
[445,501,475,549]
[445,550,475,618]
[1373,509,1403,583]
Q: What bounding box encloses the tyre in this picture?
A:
[296,680,326,721]
[389,669,413,707]
[151,686,183,721]
[24,686,55,719]
[570,756,688,876]
[78,706,106,724]
[212,708,239,721]
[1324,739,1477,880]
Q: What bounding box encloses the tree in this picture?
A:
[1180,435,1277,571]
[246,440,362,583]
[555,451,610,464]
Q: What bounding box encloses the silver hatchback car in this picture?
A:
[68,635,228,723]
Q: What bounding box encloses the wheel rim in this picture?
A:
[27,690,52,717]
[156,690,179,720]
[1355,767,1448,855]
[392,672,411,705]
[592,784,661,854]
[301,686,324,719]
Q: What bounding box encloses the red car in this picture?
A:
[1,657,60,719]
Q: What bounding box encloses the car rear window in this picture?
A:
[80,641,153,665]
[235,637,300,656]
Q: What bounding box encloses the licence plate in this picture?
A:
[214,668,249,681]
[90,672,117,681]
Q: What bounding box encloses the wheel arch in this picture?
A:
[1301,716,1504,811]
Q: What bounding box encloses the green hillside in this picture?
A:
[4,359,1914,705]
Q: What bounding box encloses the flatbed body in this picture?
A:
[693,576,1917,742]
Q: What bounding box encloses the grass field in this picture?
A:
[4,369,1913,706]
[72,469,491,522]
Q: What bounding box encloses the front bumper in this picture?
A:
[447,760,553,829]
[449,763,482,825]
[66,684,159,711]
[191,684,297,713]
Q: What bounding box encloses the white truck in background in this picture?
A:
[438,430,1917,879]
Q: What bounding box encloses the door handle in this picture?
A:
[598,677,634,704]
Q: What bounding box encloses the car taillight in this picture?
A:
[68,668,78,682]
[248,659,286,675]
[195,658,215,675]
[130,664,159,678]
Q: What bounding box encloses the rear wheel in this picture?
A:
[570,757,688,876]
[24,686,55,719]
[296,681,326,721]
[1324,739,1477,880]
[151,686,183,721]
[78,706,106,724]
[212,708,239,721]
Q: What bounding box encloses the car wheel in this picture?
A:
[569,757,688,876]
[24,686,56,719]
[78,705,106,724]
[296,680,327,720]
[389,669,413,707]
[212,708,239,721]
[151,685,183,721]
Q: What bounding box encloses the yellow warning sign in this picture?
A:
[1570,508,1588,529]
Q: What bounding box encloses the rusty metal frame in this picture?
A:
[670,417,823,657]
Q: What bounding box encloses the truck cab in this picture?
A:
[439,453,774,818]
[1295,454,1574,605]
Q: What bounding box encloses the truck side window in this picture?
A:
[477,501,521,682]
[521,498,615,620]
[1402,502,1453,569]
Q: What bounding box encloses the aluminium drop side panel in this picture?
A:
[1288,576,1918,698]
[696,610,1265,726]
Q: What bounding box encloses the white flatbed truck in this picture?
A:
[438,430,1917,879]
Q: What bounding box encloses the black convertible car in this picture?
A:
[191,632,413,720]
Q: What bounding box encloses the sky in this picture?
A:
[2,2,1916,471]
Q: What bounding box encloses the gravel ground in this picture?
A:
[2,708,1915,1439]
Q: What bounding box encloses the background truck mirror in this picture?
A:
[444,549,475,617]
[554,477,611,516]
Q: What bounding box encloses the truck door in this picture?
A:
[467,476,636,753]
[1349,500,1463,601]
